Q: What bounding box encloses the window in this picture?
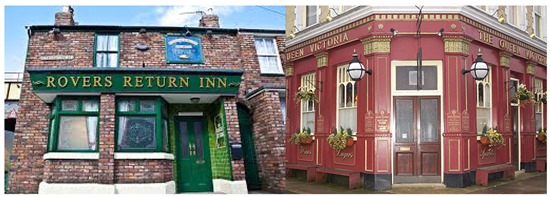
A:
[306,6,318,27]
[510,78,519,106]
[280,95,287,125]
[254,38,283,74]
[48,97,99,152]
[95,34,119,67]
[534,6,542,38]
[337,65,357,135]
[301,73,316,134]
[476,72,492,135]
[116,97,168,152]
[534,79,544,130]
[507,6,517,26]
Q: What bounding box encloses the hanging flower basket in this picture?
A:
[541,92,547,104]
[480,136,490,145]
[346,138,354,147]
[536,128,546,143]
[514,83,534,104]
[295,87,319,104]
[300,136,313,144]
[537,135,546,142]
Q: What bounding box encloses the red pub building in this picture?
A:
[284,5,546,190]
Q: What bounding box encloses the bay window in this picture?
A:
[48,97,99,152]
[116,97,168,152]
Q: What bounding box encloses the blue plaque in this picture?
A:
[165,35,204,64]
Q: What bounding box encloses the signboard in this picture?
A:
[165,35,204,64]
[39,55,74,61]
[28,69,242,94]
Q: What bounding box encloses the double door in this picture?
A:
[394,97,441,183]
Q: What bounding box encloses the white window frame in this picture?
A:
[534,78,544,130]
[510,78,520,107]
[476,71,492,135]
[254,37,284,75]
[304,5,319,28]
[534,6,543,38]
[300,73,316,135]
[336,65,358,136]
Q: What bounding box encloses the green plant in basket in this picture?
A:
[328,126,354,152]
[514,83,535,104]
[536,128,546,143]
[289,127,313,145]
[295,86,319,104]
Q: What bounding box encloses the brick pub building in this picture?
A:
[284,6,546,190]
[8,6,286,194]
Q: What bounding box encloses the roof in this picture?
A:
[27,25,285,35]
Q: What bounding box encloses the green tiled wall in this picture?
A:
[208,100,232,180]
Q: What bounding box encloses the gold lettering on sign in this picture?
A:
[286,48,304,61]
[537,143,546,151]
[58,77,68,88]
[123,76,133,87]
[145,76,154,88]
[105,76,113,88]
[499,39,521,55]
[135,77,144,88]
[299,146,312,155]
[47,76,56,87]
[478,30,493,45]
[526,49,547,65]
[480,148,495,160]
[180,77,190,88]
[168,77,177,88]
[156,76,166,87]
[93,76,102,87]
[336,150,353,160]
[70,76,80,87]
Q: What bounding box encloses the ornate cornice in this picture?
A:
[443,36,472,55]
[526,61,536,75]
[361,35,392,55]
[314,52,329,68]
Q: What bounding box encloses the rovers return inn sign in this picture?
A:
[27,68,243,94]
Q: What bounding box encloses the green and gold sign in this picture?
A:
[28,68,243,94]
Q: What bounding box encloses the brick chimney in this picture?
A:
[55,6,76,26]
[199,9,220,28]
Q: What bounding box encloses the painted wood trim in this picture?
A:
[43,152,100,160]
[114,152,175,160]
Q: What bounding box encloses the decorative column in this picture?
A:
[284,63,296,165]
[361,35,392,190]
[499,51,513,165]
[441,35,475,188]
[314,52,328,167]
[521,62,537,172]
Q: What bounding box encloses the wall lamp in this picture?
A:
[390,28,398,36]
[326,8,340,22]
[437,28,444,37]
[462,49,489,80]
[289,26,300,39]
[139,28,147,34]
[347,50,372,81]
[190,97,200,103]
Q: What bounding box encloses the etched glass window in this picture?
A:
[300,73,316,134]
[337,65,357,134]
[50,97,99,152]
[396,99,414,143]
[476,71,492,135]
[420,99,439,142]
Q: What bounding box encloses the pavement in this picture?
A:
[279,171,546,194]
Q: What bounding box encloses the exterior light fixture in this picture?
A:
[462,49,489,80]
[498,16,505,24]
[190,97,200,103]
[289,26,300,39]
[49,27,60,34]
[326,8,340,22]
[437,28,444,36]
[139,28,147,34]
[347,50,372,81]
[390,28,398,36]
[530,33,536,39]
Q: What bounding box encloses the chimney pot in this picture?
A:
[199,8,220,28]
[55,6,76,26]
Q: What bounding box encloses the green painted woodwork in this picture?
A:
[93,33,120,68]
[28,70,242,94]
[238,105,261,189]
[47,96,100,152]
[114,97,168,152]
[175,116,213,192]
[208,100,232,180]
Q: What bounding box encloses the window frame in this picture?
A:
[534,78,544,130]
[93,33,120,68]
[476,71,492,135]
[47,96,100,152]
[336,64,358,136]
[534,6,542,38]
[305,5,319,27]
[254,37,284,75]
[300,72,316,135]
[115,96,169,152]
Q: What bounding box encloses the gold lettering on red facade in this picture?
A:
[479,30,493,45]
[336,150,353,160]
[299,146,312,155]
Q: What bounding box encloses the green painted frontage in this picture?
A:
[168,99,233,193]
[27,69,243,94]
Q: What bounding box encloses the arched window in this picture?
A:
[337,65,357,135]
[476,72,492,135]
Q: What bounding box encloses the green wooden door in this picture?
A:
[238,106,261,190]
[175,116,213,192]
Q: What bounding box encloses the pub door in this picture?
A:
[510,78,520,170]
[175,116,213,192]
[394,96,441,183]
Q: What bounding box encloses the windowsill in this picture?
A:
[44,152,100,160]
[260,73,285,77]
[114,152,174,160]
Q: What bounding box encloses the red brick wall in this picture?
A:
[248,91,286,192]
[43,160,100,183]
[114,160,173,183]
[99,93,115,184]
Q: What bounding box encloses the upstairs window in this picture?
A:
[254,38,283,74]
[95,34,119,67]
[306,6,318,27]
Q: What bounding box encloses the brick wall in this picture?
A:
[223,97,246,181]
[43,160,99,183]
[114,160,173,183]
[99,93,115,184]
[248,91,286,192]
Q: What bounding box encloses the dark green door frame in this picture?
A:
[238,105,261,190]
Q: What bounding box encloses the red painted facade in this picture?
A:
[285,12,546,188]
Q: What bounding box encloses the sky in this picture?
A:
[3,5,286,72]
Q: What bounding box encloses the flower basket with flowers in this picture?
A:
[514,83,535,104]
[289,127,313,145]
[295,87,319,104]
[536,128,546,143]
[540,92,547,104]
[328,127,354,152]
[481,127,504,148]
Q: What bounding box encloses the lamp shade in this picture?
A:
[347,51,366,81]
[470,53,489,80]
